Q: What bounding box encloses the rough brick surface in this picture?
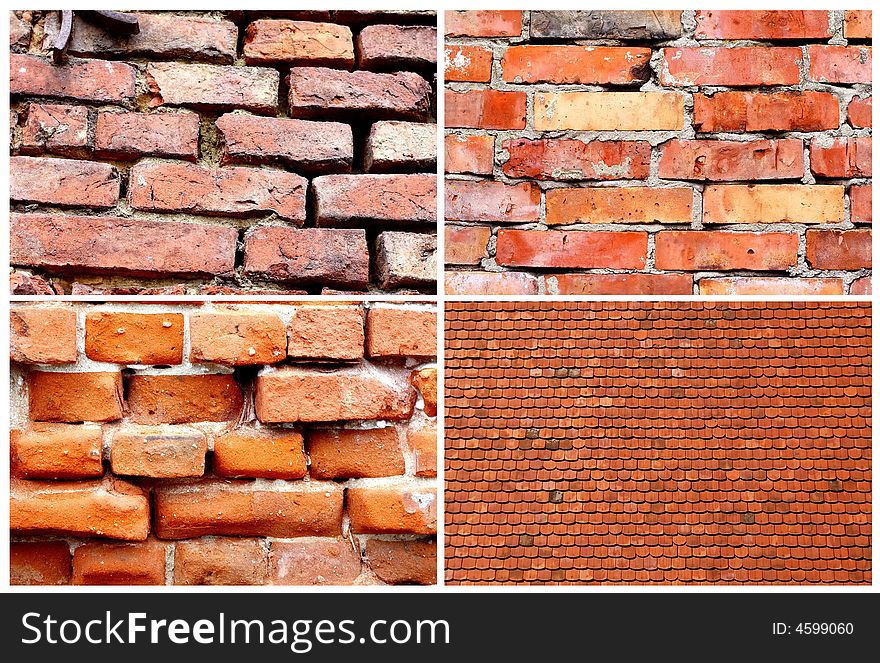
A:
[367,540,437,585]
[147,63,279,114]
[270,539,361,585]
[365,121,437,172]
[11,156,118,208]
[309,428,405,479]
[11,542,72,586]
[29,371,124,423]
[11,53,136,103]
[21,103,89,156]
[348,486,438,534]
[189,311,287,365]
[127,374,243,425]
[244,20,354,67]
[213,428,307,480]
[110,427,207,478]
[174,538,268,586]
[375,232,437,289]
[445,134,494,174]
[287,305,364,360]
[11,306,77,364]
[85,311,184,365]
[367,307,437,358]
[95,111,200,160]
[314,174,436,226]
[445,44,492,82]
[503,139,650,181]
[357,25,436,70]
[806,230,872,270]
[694,91,839,132]
[72,541,166,585]
[11,423,103,479]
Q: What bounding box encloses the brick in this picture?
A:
[503,139,650,181]
[334,11,434,25]
[810,138,871,178]
[213,427,307,480]
[412,367,437,417]
[851,276,872,295]
[11,306,77,364]
[703,185,844,224]
[699,277,845,296]
[197,286,308,296]
[21,103,89,156]
[848,97,872,128]
[244,20,353,67]
[190,311,286,365]
[11,423,103,479]
[242,227,369,288]
[694,11,831,40]
[85,311,184,365]
[496,230,647,270]
[94,111,199,160]
[11,542,71,586]
[73,284,189,296]
[10,54,135,103]
[375,232,437,290]
[445,134,494,175]
[446,90,526,130]
[11,156,118,208]
[270,539,361,585]
[358,25,436,70]
[547,274,694,296]
[29,371,123,423]
[535,92,684,131]
[655,232,798,271]
[446,180,540,224]
[288,305,364,360]
[128,374,243,425]
[10,477,149,540]
[367,540,436,586]
[445,45,492,82]
[289,67,431,120]
[110,426,207,478]
[845,11,872,39]
[851,185,872,224]
[10,12,32,50]
[10,213,238,278]
[661,47,801,86]
[445,271,539,295]
[147,63,279,114]
[446,226,490,265]
[365,121,436,172]
[693,91,839,132]
[129,162,307,223]
[348,485,437,534]
[659,139,804,181]
[367,306,437,358]
[408,423,437,477]
[313,174,435,226]
[309,428,405,479]
[531,10,682,39]
[502,45,651,84]
[808,46,871,83]
[10,271,58,295]
[72,541,166,585]
[806,230,871,270]
[174,538,267,586]
[255,365,416,423]
[154,480,344,538]
[445,10,521,37]
[546,187,692,225]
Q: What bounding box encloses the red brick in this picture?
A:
[213,427,307,480]
[446,225,490,265]
[445,10,521,36]
[196,286,308,296]
[808,46,871,83]
[366,540,436,585]
[313,174,435,226]
[10,271,58,295]
[255,365,415,423]
[694,11,831,39]
[11,306,77,364]
[110,426,207,478]
[367,306,437,358]
[11,542,71,586]
[309,427,405,479]
[73,284,189,296]
[10,477,149,540]
[29,371,123,423]
[10,54,135,103]
[445,134,494,174]
[502,45,651,84]
[850,276,872,295]
[270,539,361,585]
[9,12,32,50]
[546,187,692,225]
[11,156,118,208]
[806,230,872,270]
[699,277,845,296]
[72,540,166,585]
[11,423,103,479]
[348,485,437,534]
[547,273,694,296]
[374,231,437,290]
[94,111,199,160]
[147,63,279,114]
[21,103,89,156]
[154,480,343,538]
[503,139,650,181]
[659,139,804,181]
[845,11,872,39]
[446,180,540,224]
[85,311,184,365]
[408,423,437,477]
[190,311,286,365]
[446,89,527,130]
[851,185,872,224]
[661,47,801,86]
[445,271,539,295]
[10,213,238,279]
[412,367,438,417]
[128,374,243,425]
[445,44,492,82]
[496,230,647,270]
[655,232,799,271]
[357,24,436,70]
[242,227,369,288]
[365,121,436,172]
[288,304,364,360]
[174,538,268,586]
[129,162,307,223]
[848,96,872,128]
[694,91,839,132]
[244,20,353,67]
[810,138,871,178]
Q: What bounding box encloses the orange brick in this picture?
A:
[11,306,77,364]
[535,92,684,131]
[694,11,831,39]
[694,91,839,133]
[497,230,647,269]
[445,271,539,295]
[446,179,540,223]
[11,423,103,479]
[174,538,268,585]
[412,367,437,417]
[848,96,871,128]
[270,539,361,585]
[546,187,692,225]
[547,274,693,296]
[127,374,243,424]
[348,485,437,534]
[308,427,405,479]
[445,10,521,37]
[659,139,803,181]
[502,45,651,84]
[11,541,72,585]
[213,427,307,479]
[703,185,844,224]
[655,232,798,271]
[85,311,184,365]
[446,225,490,265]
[110,426,207,478]
[845,11,872,39]
[190,310,286,365]
[243,19,353,67]
[366,540,436,585]
[810,138,871,178]
[444,44,492,82]
[29,371,124,423]
[661,47,801,86]
[808,45,872,83]
[366,306,437,358]
[851,276,871,295]
[288,304,364,360]
[851,185,872,224]
[806,230,871,270]
[446,89,526,130]
[698,277,845,296]
[444,134,494,175]
[72,540,166,585]
[502,139,650,181]
[408,422,437,477]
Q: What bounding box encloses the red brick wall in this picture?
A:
[444,10,872,295]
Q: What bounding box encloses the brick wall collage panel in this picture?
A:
[445,302,871,585]
[9,10,438,295]
[10,302,438,585]
[444,10,872,295]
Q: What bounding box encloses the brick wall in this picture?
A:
[444,10,872,295]
[10,301,437,585]
[9,10,438,295]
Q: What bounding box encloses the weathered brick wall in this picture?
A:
[444,10,872,295]
[10,302,437,585]
[9,10,437,295]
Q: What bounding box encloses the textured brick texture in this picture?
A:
[10,302,437,586]
[10,10,437,295]
[446,302,871,585]
[445,10,872,295]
